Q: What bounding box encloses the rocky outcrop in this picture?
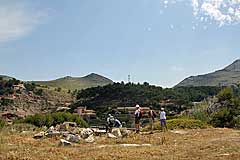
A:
[0,89,73,121]
[207,100,233,114]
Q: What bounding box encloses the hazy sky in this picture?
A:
[0,0,239,87]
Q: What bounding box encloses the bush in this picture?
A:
[0,98,14,106]
[144,118,208,131]
[210,108,239,128]
[56,87,61,92]
[24,82,36,92]
[16,112,88,128]
[205,88,240,129]
[217,87,234,102]
[34,89,43,96]
[190,110,210,123]
[0,119,5,129]
[234,116,240,129]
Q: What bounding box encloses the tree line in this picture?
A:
[71,82,221,115]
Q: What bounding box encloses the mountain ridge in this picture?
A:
[176,59,240,87]
[34,73,113,90]
[0,73,113,90]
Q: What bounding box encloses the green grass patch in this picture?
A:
[15,112,88,128]
[144,118,209,131]
[167,118,209,129]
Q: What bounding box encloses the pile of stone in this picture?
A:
[33,122,79,139]
[107,128,131,138]
[33,122,132,146]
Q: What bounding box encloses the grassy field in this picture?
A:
[0,128,240,160]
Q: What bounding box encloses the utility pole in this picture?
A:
[128,75,131,83]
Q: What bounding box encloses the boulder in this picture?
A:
[68,127,80,134]
[85,135,95,143]
[58,122,76,132]
[107,133,117,138]
[59,139,71,146]
[81,128,94,139]
[92,128,106,136]
[33,132,45,139]
[47,126,55,133]
[120,128,131,138]
[66,134,81,143]
[45,131,61,138]
[61,131,71,137]
[111,128,122,138]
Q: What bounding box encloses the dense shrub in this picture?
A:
[0,98,14,106]
[187,87,240,129]
[210,108,240,128]
[0,78,20,95]
[217,87,234,102]
[16,112,88,128]
[24,82,36,92]
[34,89,43,96]
[209,87,240,128]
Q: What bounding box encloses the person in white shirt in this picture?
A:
[106,114,122,132]
[160,108,167,132]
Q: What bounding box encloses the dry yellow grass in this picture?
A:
[0,128,240,160]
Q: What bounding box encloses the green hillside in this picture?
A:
[176,59,240,87]
[34,73,113,91]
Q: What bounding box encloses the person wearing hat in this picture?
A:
[160,107,167,132]
[134,104,142,133]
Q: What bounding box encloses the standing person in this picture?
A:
[160,108,167,132]
[134,104,142,133]
[148,106,156,133]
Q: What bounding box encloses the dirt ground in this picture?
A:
[0,128,240,160]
